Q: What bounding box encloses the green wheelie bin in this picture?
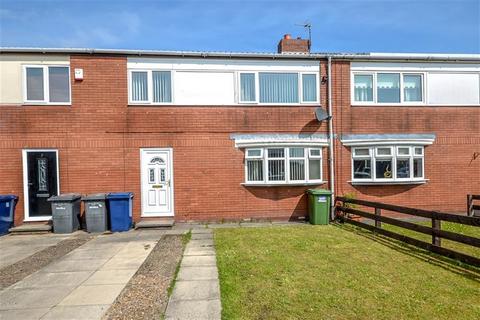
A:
[307,189,332,225]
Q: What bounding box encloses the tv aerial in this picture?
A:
[295,21,312,51]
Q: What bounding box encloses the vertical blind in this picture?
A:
[240,73,256,102]
[403,75,422,102]
[377,73,400,103]
[259,73,299,103]
[153,71,172,103]
[26,67,44,101]
[302,74,317,102]
[131,72,148,101]
[354,74,373,102]
[247,160,263,181]
[48,67,70,103]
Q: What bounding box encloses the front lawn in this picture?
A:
[215,224,480,320]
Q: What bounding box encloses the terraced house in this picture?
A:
[0,35,479,228]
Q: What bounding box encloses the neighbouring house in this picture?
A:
[0,35,479,227]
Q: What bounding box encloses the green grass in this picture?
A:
[215,224,480,320]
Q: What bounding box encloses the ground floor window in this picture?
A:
[352,145,425,183]
[245,147,323,185]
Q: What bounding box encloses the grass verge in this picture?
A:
[215,224,480,320]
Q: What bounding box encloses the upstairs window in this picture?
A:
[351,145,425,183]
[129,70,172,104]
[352,72,424,105]
[245,147,323,185]
[24,66,70,104]
[239,72,319,104]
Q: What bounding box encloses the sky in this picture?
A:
[0,0,479,54]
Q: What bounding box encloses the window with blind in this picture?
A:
[24,65,70,104]
[351,145,425,183]
[245,147,323,185]
[352,72,424,104]
[239,72,318,104]
[129,70,172,104]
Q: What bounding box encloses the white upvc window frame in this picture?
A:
[244,146,324,186]
[237,71,320,105]
[351,145,426,184]
[128,69,174,105]
[351,71,426,106]
[23,65,71,105]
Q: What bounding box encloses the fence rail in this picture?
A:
[467,194,480,217]
[336,197,480,267]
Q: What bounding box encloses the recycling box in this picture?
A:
[48,193,81,233]
[307,189,332,225]
[0,195,18,235]
[82,193,108,233]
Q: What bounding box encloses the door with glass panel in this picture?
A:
[23,150,59,220]
[140,149,174,217]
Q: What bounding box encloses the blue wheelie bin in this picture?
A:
[0,195,18,235]
[107,192,133,232]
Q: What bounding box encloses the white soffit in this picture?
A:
[340,134,436,146]
[231,133,329,148]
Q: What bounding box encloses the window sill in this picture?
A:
[349,179,428,186]
[242,181,327,187]
[23,103,72,106]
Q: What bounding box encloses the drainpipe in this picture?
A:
[327,56,336,220]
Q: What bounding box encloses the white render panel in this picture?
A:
[351,62,480,72]
[0,54,69,104]
[174,71,235,105]
[127,57,320,72]
[428,73,480,105]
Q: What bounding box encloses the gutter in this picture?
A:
[327,56,336,221]
[1,47,480,62]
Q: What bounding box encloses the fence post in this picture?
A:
[374,208,381,228]
[432,218,441,247]
[467,194,473,217]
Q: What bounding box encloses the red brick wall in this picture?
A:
[0,55,329,225]
[1,56,478,227]
[331,61,480,213]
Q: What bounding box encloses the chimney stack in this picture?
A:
[277,34,310,54]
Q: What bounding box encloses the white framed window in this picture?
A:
[238,72,319,105]
[351,145,426,183]
[23,65,71,104]
[129,70,173,104]
[352,71,425,105]
[244,146,323,185]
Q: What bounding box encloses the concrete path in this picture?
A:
[165,228,221,320]
[0,230,165,320]
[0,233,73,269]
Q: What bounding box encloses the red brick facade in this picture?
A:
[0,54,478,226]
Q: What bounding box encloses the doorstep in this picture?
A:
[9,223,52,234]
[135,218,175,229]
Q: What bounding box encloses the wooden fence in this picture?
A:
[336,197,480,267]
[467,194,480,217]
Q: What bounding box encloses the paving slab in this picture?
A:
[0,286,76,310]
[12,271,93,289]
[63,248,119,260]
[0,234,71,269]
[184,246,216,256]
[165,299,221,320]
[181,255,216,267]
[191,233,213,240]
[41,305,109,319]
[177,266,218,281]
[0,307,49,320]
[188,239,214,248]
[82,269,137,285]
[58,284,125,306]
[170,280,220,301]
[40,258,108,273]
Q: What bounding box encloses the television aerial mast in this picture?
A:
[295,21,312,51]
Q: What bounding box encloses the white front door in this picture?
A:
[140,148,174,217]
